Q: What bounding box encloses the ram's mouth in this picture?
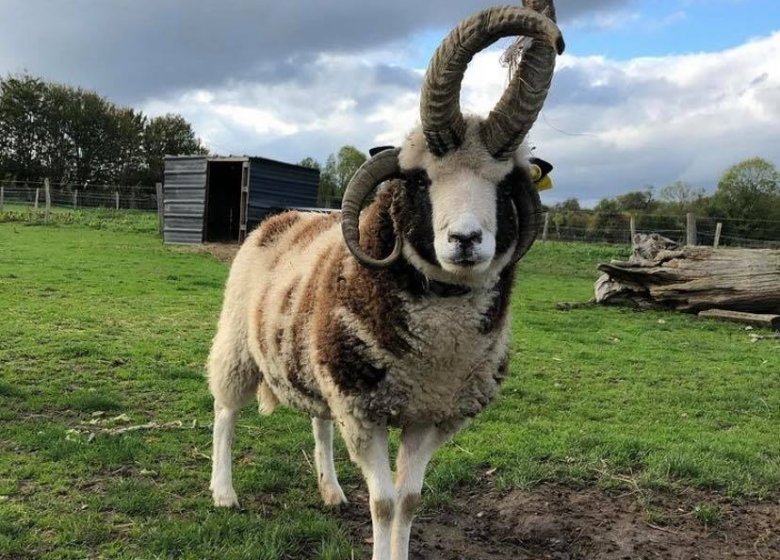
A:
[440,255,491,273]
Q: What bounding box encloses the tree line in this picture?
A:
[303,148,779,244]
[0,74,207,190]
[544,157,780,244]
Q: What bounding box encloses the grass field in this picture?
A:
[0,212,778,559]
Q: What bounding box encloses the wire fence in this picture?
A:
[0,180,159,212]
[1,178,778,249]
[539,209,780,249]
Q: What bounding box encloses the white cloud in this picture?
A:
[142,31,780,205]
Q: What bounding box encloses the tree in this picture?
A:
[0,75,48,182]
[553,198,580,212]
[614,187,655,212]
[142,114,208,184]
[0,74,208,188]
[589,197,629,243]
[315,145,367,208]
[658,180,706,210]
[298,157,320,170]
[550,198,587,241]
[710,157,780,239]
[318,154,340,208]
[334,145,366,196]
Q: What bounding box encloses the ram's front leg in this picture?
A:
[391,424,456,560]
[339,418,395,560]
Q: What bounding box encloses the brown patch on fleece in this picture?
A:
[336,189,413,357]
[255,211,300,247]
[373,498,395,523]
[279,276,300,315]
[254,287,269,354]
[399,493,422,523]
[311,214,401,395]
[288,212,340,248]
[320,321,389,395]
[289,271,317,376]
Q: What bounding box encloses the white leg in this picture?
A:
[340,421,395,560]
[391,425,452,560]
[210,403,240,507]
[312,417,347,506]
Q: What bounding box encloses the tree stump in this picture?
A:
[595,233,780,314]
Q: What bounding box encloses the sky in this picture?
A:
[1,0,779,206]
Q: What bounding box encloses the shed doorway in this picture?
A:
[205,160,246,242]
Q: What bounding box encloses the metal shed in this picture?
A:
[163,155,320,244]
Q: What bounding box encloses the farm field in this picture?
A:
[0,214,778,559]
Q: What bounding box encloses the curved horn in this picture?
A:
[482,1,563,160]
[420,5,564,157]
[509,178,543,263]
[341,148,403,269]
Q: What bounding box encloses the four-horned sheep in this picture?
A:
[207,3,564,559]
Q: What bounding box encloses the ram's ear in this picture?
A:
[528,157,553,178]
[369,145,396,157]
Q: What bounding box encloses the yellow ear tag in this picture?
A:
[536,175,553,191]
[529,164,553,191]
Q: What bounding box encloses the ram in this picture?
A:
[207,3,564,559]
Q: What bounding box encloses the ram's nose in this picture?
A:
[447,229,483,250]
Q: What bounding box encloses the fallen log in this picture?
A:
[595,234,780,315]
[698,309,780,329]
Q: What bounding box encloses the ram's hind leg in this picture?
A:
[312,417,347,506]
[207,344,261,508]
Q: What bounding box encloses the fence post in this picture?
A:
[713,222,722,249]
[156,182,164,235]
[44,178,51,223]
[629,215,636,245]
[686,212,697,246]
[34,188,40,210]
[0,186,4,211]
[115,191,120,210]
[542,212,550,242]
[73,189,78,210]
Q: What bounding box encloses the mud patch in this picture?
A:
[338,484,779,559]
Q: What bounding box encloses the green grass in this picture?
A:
[1,218,778,559]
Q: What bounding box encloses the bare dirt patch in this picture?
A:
[180,242,240,263]
[339,484,779,560]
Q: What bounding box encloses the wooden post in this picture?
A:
[44,178,51,223]
[0,186,4,211]
[629,215,636,245]
[34,188,40,210]
[542,212,550,242]
[156,182,164,235]
[713,222,722,249]
[686,212,697,246]
[115,191,120,210]
[73,189,78,210]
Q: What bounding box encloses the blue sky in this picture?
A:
[405,0,780,64]
[1,0,778,204]
[565,0,780,58]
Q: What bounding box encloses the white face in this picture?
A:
[397,119,525,286]
[430,169,497,274]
